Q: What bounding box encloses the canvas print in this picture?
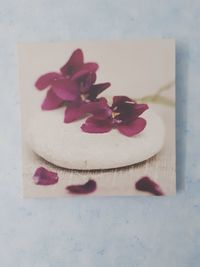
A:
[18,40,176,197]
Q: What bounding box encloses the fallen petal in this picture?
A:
[81,117,112,133]
[135,176,164,196]
[42,88,65,110]
[66,179,97,194]
[35,72,61,90]
[33,167,59,185]
[117,118,146,137]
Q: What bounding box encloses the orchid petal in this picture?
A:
[71,69,89,81]
[80,73,97,93]
[64,102,86,123]
[71,69,97,86]
[88,82,111,100]
[33,167,59,185]
[35,72,61,90]
[52,78,79,101]
[132,103,149,118]
[112,96,134,107]
[88,98,112,120]
[60,49,84,76]
[81,117,112,134]
[64,100,111,123]
[41,89,65,110]
[81,62,99,73]
[66,179,97,194]
[135,176,164,196]
[117,118,146,137]
[71,63,99,80]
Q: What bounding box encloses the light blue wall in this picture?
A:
[0,1,199,266]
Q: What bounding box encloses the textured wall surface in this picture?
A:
[0,1,199,266]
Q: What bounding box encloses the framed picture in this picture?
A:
[18,39,175,197]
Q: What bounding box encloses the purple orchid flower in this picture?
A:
[35,49,100,110]
[81,96,149,137]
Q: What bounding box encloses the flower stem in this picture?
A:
[136,81,175,107]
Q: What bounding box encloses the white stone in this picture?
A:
[27,107,165,170]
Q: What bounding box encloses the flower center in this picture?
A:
[81,93,89,101]
[112,111,120,118]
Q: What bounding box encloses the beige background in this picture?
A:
[18,40,176,197]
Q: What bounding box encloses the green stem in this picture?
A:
[136,81,175,107]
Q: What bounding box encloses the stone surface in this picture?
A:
[27,108,165,170]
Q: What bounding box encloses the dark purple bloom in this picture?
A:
[135,176,164,196]
[33,167,59,185]
[66,179,97,194]
[35,49,102,110]
[81,96,148,137]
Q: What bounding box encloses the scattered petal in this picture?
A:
[33,167,59,185]
[117,118,146,137]
[42,89,65,110]
[81,117,112,133]
[135,176,164,196]
[35,72,62,90]
[66,179,97,194]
